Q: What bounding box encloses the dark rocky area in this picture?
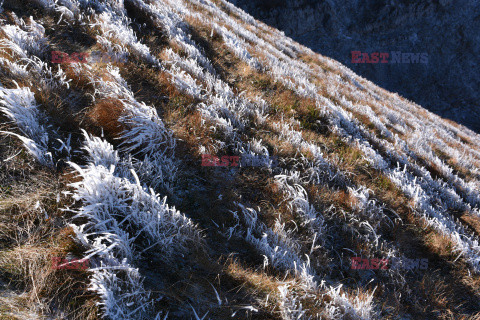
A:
[229,0,480,132]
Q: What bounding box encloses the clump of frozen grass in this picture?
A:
[0,85,53,166]
[81,129,119,167]
[0,20,73,166]
[87,65,179,195]
[87,247,153,319]
[72,132,201,256]
[0,16,71,90]
[68,132,202,319]
[130,153,178,196]
[321,284,376,320]
[274,273,376,320]
[214,24,261,69]
[118,97,176,156]
[89,66,175,156]
[91,10,159,65]
[231,202,305,274]
[277,284,307,319]
[2,17,48,57]
[276,171,326,236]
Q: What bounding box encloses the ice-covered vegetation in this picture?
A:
[68,132,200,319]
[1,0,480,319]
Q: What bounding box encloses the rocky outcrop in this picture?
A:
[230,0,480,132]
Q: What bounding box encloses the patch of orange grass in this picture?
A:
[225,259,280,294]
[460,213,480,237]
[61,64,96,92]
[86,99,125,138]
[423,229,456,259]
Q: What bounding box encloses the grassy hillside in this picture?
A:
[0,0,480,319]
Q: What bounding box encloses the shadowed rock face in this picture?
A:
[229,0,480,132]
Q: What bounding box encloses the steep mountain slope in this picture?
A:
[229,0,480,133]
[0,0,480,319]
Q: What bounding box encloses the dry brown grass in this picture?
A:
[86,98,125,139]
[225,259,280,297]
[298,52,338,75]
[169,110,218,160]
[0,231,99,319]
[61,64,96,93]
[225,258,378,320]
[460,214,480,236]
[223,259,283,319]
[432,147,480,183]
[0,130,98,319]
